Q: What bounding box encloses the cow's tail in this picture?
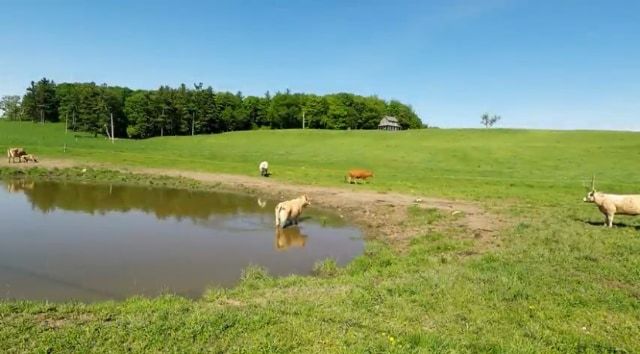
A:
[275,203,284,227]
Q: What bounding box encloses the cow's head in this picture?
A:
[583,190,597,203]
[301,194,311,207]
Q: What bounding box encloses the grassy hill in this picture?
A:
[2,121,640,202]
[1,121,639,352]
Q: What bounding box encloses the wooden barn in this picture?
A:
[378,116,401,131]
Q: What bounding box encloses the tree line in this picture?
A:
[0,78,423,138]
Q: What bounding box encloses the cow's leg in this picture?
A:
[275,206,280,227]
[608,213,614,228]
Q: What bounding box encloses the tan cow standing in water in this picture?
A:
[275,194,310,228]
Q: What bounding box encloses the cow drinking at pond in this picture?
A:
[275,194,310,228]
[7,148,27,163]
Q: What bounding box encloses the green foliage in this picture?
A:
[481,112,502,128]
[12,78,422,138]
[0,95,23,120]
[21,78,59,123]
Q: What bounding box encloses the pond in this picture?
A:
[0,179,363,301]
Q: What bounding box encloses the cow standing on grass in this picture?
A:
[21,154,38,163]
[275,194,310,228]
[583,176,640,227]
[7,148,26,163]
[345,169,374,184]
[259,161,269,177]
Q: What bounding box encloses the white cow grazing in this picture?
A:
[275,194,310,228]
[259,161,269,177]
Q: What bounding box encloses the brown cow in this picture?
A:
[7,148,26,163]
[345,169,374,184]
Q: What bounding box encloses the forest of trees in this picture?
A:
[0,78,423,138]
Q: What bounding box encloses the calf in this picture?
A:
[7,148,26,163]
[21,154,38,163]
[345,169,374,184]
[275,194,310,228]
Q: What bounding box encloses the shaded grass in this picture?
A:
[0,122,639,352]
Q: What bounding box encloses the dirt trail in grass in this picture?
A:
[3,159,505,251]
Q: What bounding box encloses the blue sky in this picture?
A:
[1,0,639,130]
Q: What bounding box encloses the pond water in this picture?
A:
[0,180,363,301]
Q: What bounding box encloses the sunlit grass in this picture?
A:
[0,121,638,352]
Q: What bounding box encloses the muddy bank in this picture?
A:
[2,159,505,250]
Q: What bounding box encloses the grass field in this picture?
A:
[1,121,639,353]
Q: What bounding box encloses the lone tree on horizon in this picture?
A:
[481,113,501,128]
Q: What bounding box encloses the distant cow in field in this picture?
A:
[259,161,269,177]
[7,148,27,163]
[21,154,38,163]
[345,169,374,184]
[275,194,310,228]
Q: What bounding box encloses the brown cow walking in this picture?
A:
[345,169,374,184]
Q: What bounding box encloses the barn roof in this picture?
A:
[378,116,400,127]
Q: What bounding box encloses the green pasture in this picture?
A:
[0,121,638,353]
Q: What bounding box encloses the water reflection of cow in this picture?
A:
[275,226,308,250]
[5,180,35,193]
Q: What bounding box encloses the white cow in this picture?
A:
[275,194,310,228]
[259,161,269,177]
[583,176,640,227]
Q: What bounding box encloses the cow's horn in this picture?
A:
[591,174,595,191]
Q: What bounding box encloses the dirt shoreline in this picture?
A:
[2,159,504,250]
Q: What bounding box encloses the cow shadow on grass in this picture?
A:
[578,218,640,230]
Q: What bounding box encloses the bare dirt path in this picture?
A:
[2,159,505,251]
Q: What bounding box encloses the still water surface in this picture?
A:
[0,180,363,301]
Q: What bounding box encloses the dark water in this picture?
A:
[0,180,363,301]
